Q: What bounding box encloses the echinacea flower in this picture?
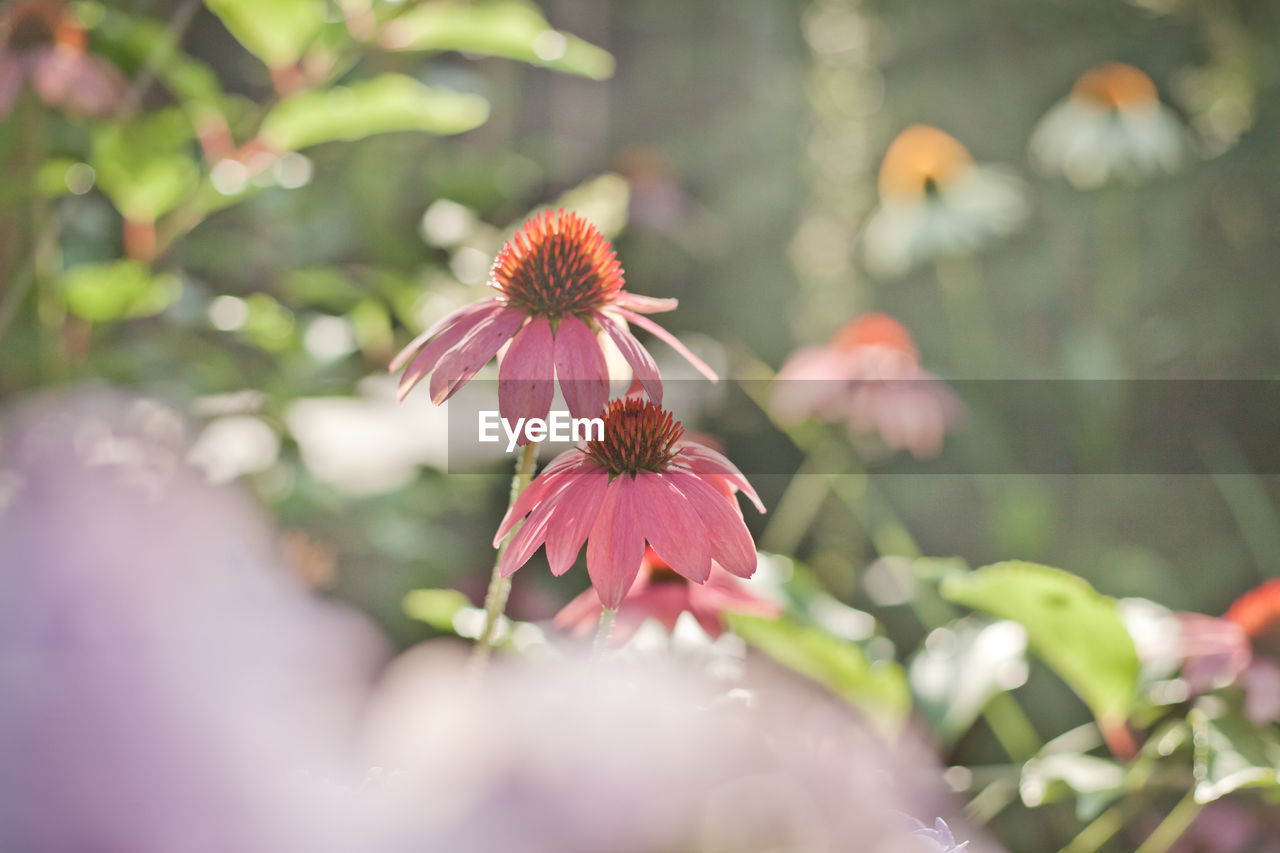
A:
[1029,62,1187,189]
[391,209,716,429]
[553,546,780,643]
[0,0,126,118]
[1178,579,1280,724]
[862,125,1028,278]
[771,312,963,459]
[492,395,764,609]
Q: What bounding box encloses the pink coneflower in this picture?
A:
[492,396,764,609]
[554,546,780,642]
[391,209,716,427]
[771,312,962,459]
[0,0,126,118]
[1179,579,1280,724]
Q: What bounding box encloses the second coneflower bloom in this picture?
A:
[863,124,1028,278]
[391,209,716,427]
[1029,62,1187,189]
[492,396,764,609]
[0,0,126,118]
[553,546,780,643]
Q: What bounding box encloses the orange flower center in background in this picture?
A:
[490,209,625,318]
[3,0,82,52]
[1070,62,1158,111]
[1226,578,1280,660]
[830,312,919,361]
[877,125,973,201]
[643,547,684,585]
[586,398,684,476]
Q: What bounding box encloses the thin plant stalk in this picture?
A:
[934,254,999,377]
[592,607,616,656]
[471,440,540,670]
[1132,790,1202,853]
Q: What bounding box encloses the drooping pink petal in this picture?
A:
[428,308,526,404]
[594,311,662,405]
[617,308,718,382]
[544,467,609,575]
[492,449,590,544]
[586,475,646,609]
[390,298,502,372]
[671,442,765,513]
[552,313,609,419]
[396,302,505,401]
[0,57,24,118]
[614,292,678,314]
[498,487,569,578]
[633,471,710,584]
[498,314,555,431]
[665,471,757,578]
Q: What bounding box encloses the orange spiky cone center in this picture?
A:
[586,397,684,476]
[490,209,625,317]
[3,0,82,52]
[1070,62,1158,111]
[877,125,974,201]
[1226,579,1280,660]
[830,312,919,361]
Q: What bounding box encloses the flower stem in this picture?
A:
[593,607,616,655]
[1133,790,1201,853]
[934,255,999,377]
[470,441,539,671]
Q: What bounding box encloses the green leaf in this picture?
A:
[728,613,910,732]
[940,562,1140,726]
[259,74,490,151]
[61,261,181,322]
[92,109,199,221]
[380,0,615,80]
[1191,699,1280,803]
[403,588,472,632]
[204,0,324,68]
[1020,753,1127,821]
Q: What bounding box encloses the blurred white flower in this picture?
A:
[0,389,388,853]
[1029,62,1188,189]
[863,125,1028,278]
[359,646,996,853]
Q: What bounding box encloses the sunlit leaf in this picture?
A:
[728,613,910,732]
[61,261,181,322]
[1020,753,1127,821]
[259,74,490,151]
[910,617,1029,742]
[92,109,200,220]
[380,0,615,80]
[1191,698,1280,803]
[204,0,324,68]
[403,588,472,632]
[941,562,1140,726]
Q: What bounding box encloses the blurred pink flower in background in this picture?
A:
[493,395,765,608]
[772,312,964,459]
[0,390,388,853]
[391,209,716,429]
[360,645,990,853]
[1179,579,1280,724]
[0,0,126,117]
[554,545,781,643]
